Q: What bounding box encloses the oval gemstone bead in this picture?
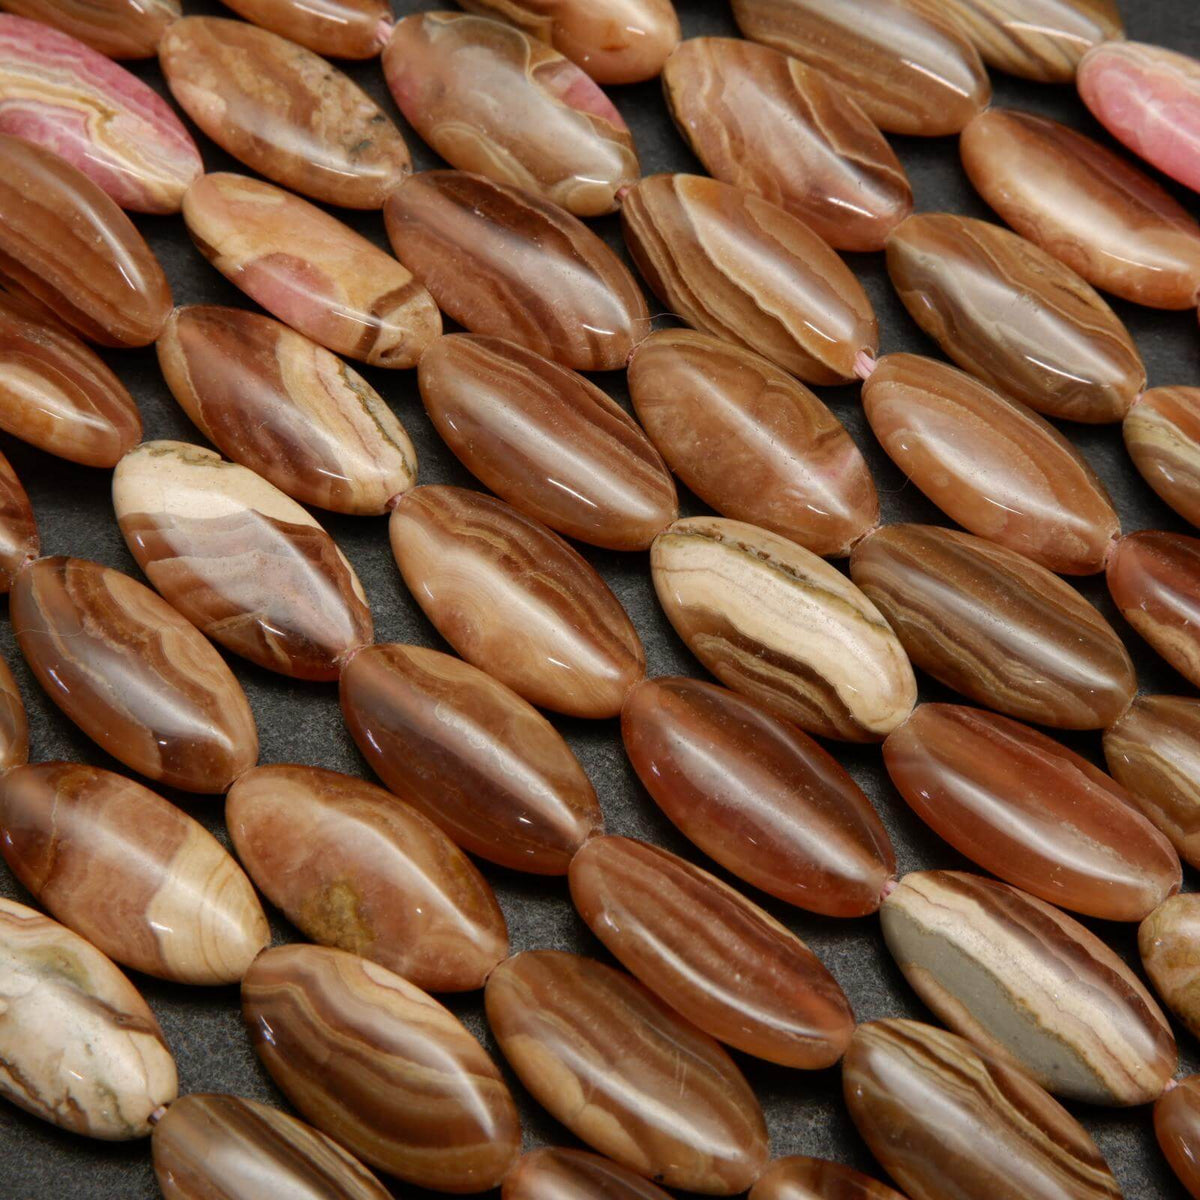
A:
[384,170,648,372]
[844,1019,1122,1200]
[11,556,259,794]
[340,643,602,874]
[882,870,1176,1106]
[218,0,391,59]
[390,487,645,719]
[1156,1075,1200,1200]
[418,334,677,551]
[884,703,1182,922]
[157,306,417,516]
[384,13,638,218]
[226,764,508,992]
[661,38,911,253]
[0,654,28,772]
[850,524,1136,729]
[885,212,1145,423]
[0,762,269,984]
[731,0,990,137]
[750,1156,908,1200]
[651,516,917,741]
[1125,387,1200,529]
[184,174,441,370]
[0,134,170,347]
[243,943,522,1191]
[159,17,409,209]
[863,353,1121,573]
[628,330,878,556]
[1108,530,1200,688]
[0,15,201,214]
[505,1148,675,1200]
[1140,894,1200,1042]
[152,1093,393,1200]
[0,897,177,1139]
[0,448,37,591]
[621,677,895,917]
[486,950,769,1193]
[961,109,1200,311]
[114,441,372,681]
[621,174,878,385]
[569,835,854,1069]
[1,0,178,58]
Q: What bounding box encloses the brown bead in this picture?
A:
[661,38,911,253]
[961,108,1200,310]
[621,677,895,918]
[384,170,648,372]
[389,487,644,719]
[884,703,1181,922]
[1140,894,1200,1043]
[0,0,179,58]
[569,835,854,1068]
[157,306,417,516]
[621,174,878,385]
[731,0,990,137]
[504,1148,676,1200]
[159,17,410,209]
[844,1019,1122,1200]
[11,557,259,794]
[863,353,1121,573]
[226,764,508,992]
[0,449,38,593]
[218,0,391,59]
[628,330,878,556]
[1156,1076,1200,1200]
[486,950,769,1194]
[0,654,28,772]
[751,1157,903,1200]
[243,943,522,1191]
[418,335,677,550]
[850,524,1136,729]
[384,13,639,218]
[340,643,602,874]
[0,762,269,984]
[1125,387,1200,529]
[0,134,170,347]
[885,212,1145,424]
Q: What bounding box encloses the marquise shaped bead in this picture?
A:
[0,449,38,592]
[0,762,269,984]
[1125,387,1200,529]
[0,897,178,1139]
[1139,894,1200,1043]
[226,764,508,992]
[217,0,392,59]
[650,516,917,741]
[242,943,522,1191]
[883,703,1182,922]
[485,950,769,1194]
[0,655,28,772]
[159,17,410,209]
[504,1148,676,1200]
[0,0,179,58]
[620,174,878,385]
[11,556,259,794]
[1155,1075,1200,1200]
[340,643,602,874]
[750,1155,910,1200]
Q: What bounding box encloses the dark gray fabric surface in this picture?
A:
[1,0,1198,1195]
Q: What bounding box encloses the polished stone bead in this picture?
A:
[1,0,178,57]
[1125,387,1200,529]
[504,1148,676,1200]
[850,524,1136,729]
[243,943,521,1191]
[885,212,1145,423]
[157,306,417,516]
[628,330,878,556]
[384,170,648,371]
[390,487,644,719]
[340,643,602,874]
[0,654,28,772]
[651,516,917,741]
[1156,1076,1200,1200]
[11,556,259,794]
[218,0,390,58]
[731,0,990,137]
[884,703,1181,922]
[226,764,508,992]
[882,870,1176,1106]
[661,38,911,252]
[0,134,170,347]
[419,335,676,550]
[863,353,1121,573]
[0,448,37,592]
[621,174,878,385]
[184,173,441,369]
[486,950,769,1194]
[0,762,269,984]
[844,1019,1121,1200]
[750,1155,910,1200]
[384,12,638,218]
[159,17,410,209]
[961,109,1200,311]
[153,1093,393,1200]
[0,897,177,1139]
[569,835,854,1068]
[621,676,895,917]
[1140,894,1200,1043]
